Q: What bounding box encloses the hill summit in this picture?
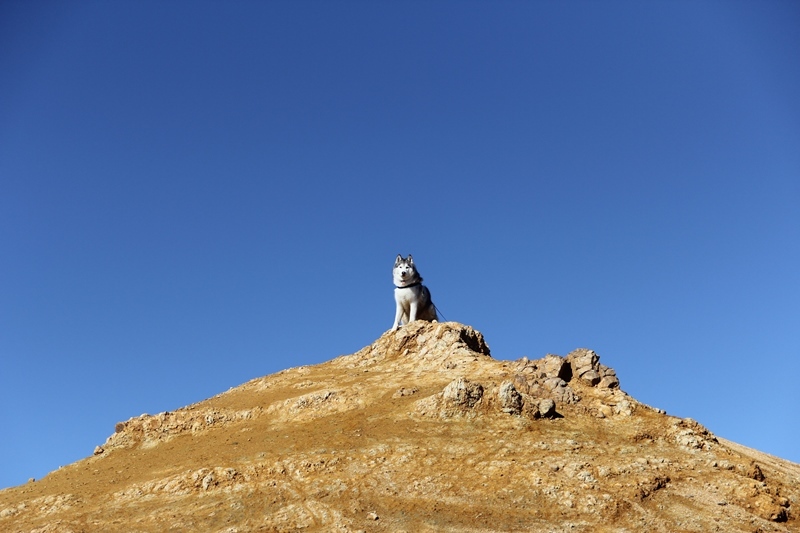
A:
[1,322,798,532]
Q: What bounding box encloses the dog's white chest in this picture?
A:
[394,287,415,305]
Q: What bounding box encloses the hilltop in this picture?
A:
[1,322,797,532]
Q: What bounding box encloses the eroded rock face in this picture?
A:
[668,417,718,451]
[1,322,797,533]
[106,407,262,450]
[355,320,492,365]
[510,348,626,417]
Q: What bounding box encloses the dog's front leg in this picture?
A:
[408,301,418,324]
[392,303,404,331]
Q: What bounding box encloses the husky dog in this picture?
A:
[392,254,438,331]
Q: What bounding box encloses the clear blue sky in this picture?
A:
[1,1,798,489]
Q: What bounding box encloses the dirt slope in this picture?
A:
[1,322,797,532]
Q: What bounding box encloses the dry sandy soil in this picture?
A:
[1,322,798,532]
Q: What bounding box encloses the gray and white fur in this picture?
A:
[392,254,438,331]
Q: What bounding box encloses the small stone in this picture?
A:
[93,446,104,456]
[367,511,379,520]
[392,387,418,398]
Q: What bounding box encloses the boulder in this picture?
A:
[580,369,601,386]
[442,378,484,408]
[498,381,523,415]
[599,375,620,389]
[538,398,556,418]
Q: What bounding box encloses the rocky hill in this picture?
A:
[1,322,798,532]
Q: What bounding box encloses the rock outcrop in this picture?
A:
[1,322,797,532]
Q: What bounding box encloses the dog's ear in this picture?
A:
[395,254,403,265]
[407,254,414,264]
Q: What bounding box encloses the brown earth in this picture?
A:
[1,322,798,532]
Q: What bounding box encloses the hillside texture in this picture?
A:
[1,322,798,532]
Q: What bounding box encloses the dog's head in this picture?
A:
[393,254,416,283]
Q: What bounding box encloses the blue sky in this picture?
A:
[1,1,798,489]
